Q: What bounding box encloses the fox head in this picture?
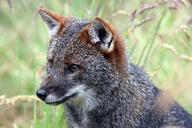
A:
[36,9,127,107]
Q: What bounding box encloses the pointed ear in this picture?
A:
[88,18,115,52]
[38,9,70,38]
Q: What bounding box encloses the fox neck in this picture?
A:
[65,81,123,127]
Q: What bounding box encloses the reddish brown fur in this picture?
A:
[78,23,91,43]
[78,23,98,50]
[79,18,126,77]
[39,9,72,37]
[44,75,51,86]
[38,9,127,78]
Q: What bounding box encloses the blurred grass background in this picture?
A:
[0,0,192,127]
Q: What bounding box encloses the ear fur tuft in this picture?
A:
[38,9,70,38]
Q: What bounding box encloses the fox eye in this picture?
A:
[66,64,80,74]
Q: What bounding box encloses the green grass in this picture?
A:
[0,0,192,127]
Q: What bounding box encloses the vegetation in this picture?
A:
[0,0,192,127]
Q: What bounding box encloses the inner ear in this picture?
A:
[88,18,114,52]
[98,28,107,41]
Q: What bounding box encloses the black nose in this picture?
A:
[36,89,47,101]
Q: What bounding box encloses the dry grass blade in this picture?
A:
[180,0,188,6]
[180,55,192,62]
[148,66,161,77]
[131,17,153,32]
[6,0,13,13]
[112,10,129,17]
[161,43,178,56]
[178,39,189,50]
[129,10,137,22]
[183,30,191,41]
[137,5,159,15]
[161,43,192,62]
[0,95,41,106]
[113,4,158,25]
[130,5,158,22]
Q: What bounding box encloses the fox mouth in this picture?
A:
[45,93,77,105]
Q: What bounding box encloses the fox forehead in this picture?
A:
[39,9,126,74]
[50,19,90,46]
[48,19,91,59]
[47,20,105,69]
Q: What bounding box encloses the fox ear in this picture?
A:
[88,18,114,52]
[39,9,70,38]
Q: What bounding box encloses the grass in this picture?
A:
[0,0,192,127]
[142,6,167,67]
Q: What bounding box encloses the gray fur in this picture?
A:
[38,17,192,128]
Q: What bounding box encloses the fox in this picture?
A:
[36,9,192,128]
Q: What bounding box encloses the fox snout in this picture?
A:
[36,75,51,101]
[36,75,64,105]
[36,75,88,105]
[36,75,50,101]
[36,88,48,101]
